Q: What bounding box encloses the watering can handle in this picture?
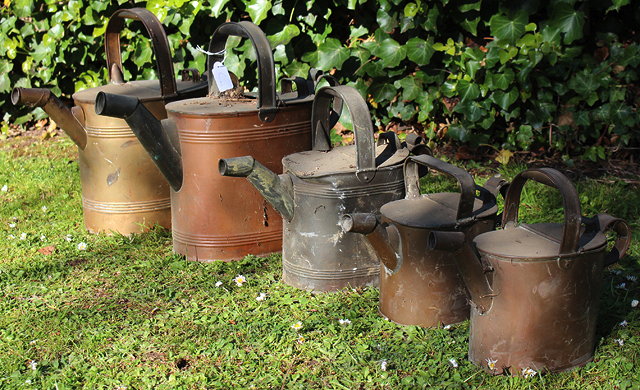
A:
[403,155,477,221]
[207,21,277,122]
[585,214,632,266]
[105,8,178,99]
[311,85,376,180]
[502,168,582,255]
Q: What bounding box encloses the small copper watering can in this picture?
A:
[341,155,500,327]
[454,167,631,375]
[219,85,414,291]
[11,8,207,235]
[96,21,317,261]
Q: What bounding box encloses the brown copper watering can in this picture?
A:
[341,155,500,327]
[11,8,207,235]
[96,21,316,261]
[454,167,631,375]
[219,85,413,291]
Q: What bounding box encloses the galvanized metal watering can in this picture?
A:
[11,8,207,235]
[342,155,500,327]
[96,21,316,261]
[219,85,412,291]
[454,167,631,375]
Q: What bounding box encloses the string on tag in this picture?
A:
[195,45,226,62]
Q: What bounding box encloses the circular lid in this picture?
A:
[283,144,409,178]
[164,91,312,116]
[380,193,497,229]
[473,222,607,259]
[73,79,206,105]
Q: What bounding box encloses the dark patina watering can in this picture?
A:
[454,167,631,375]
[11,8,206,235]
[341,155,500,327]
[96,21,316,261]
[219,85,412,291]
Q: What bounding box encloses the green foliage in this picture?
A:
[1,0,639,160]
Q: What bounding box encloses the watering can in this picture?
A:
[11,8,207,235]
[95,21,317,261]
[453,167,631,375]
[219,85,413,291]
[341,154,500,327]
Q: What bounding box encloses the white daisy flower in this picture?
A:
[77,242,87,250]
[0,184,7,192]
[7,234,15,239]
[291,321,303,330]
[380,360,388,371]
[40,234,46,241]
[20,232,27,240]
[233,275,246,286]
[631,299,639,308]
[8,223,15,228]
[626,275,638,282]
[522,367,537,378]
[215,281,223,287]
[41,206,47,212]
[620,320,628,327]
[614,338,624,346]
[28,360,37,370]
[448,358,458,368]
[65,234,73,242]
[443,324,452,330]
[616,282,627,289]
[256,292,267,301]
[338,318,352,325]
[486,358,498,371]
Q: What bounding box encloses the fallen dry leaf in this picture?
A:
[37,245,56,255]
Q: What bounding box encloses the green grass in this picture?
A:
[0,135,639,389]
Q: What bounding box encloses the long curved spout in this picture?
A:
[12,88,87,149]
[340,213,401,271]
[94,92,183,191]
[219,156,294,222]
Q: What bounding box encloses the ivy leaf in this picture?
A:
[267,24,300,47]
[0,60,13,92]
[489,12,527,45]
[495,149,514,165]
[389,101,417,120]
[550,3,585,44]
[374,38,407,68]
[246,0,272,25]
[394,76,423,101]
[404,3,419,18]
[211,0,231,17]
[458,1,481,12]
[314,38,350,70]
[13,0,34,17]
[486,69,515,91]
[369,83,397,103]
[447,124,468,142]
[568,70,600,95]
[454,100,486,122]
[377,8,398,32]
[405,37,434,65]
[457,79,480,102]
[461,17,480,36]
[284,61,309,78]
[490,88,519,110]
[607,0,630,13]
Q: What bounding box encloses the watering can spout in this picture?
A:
[428,230,494,314]
[11,87,87,149]
[94,92,183,191]
[218,156,294,222]
[340,213,401,271]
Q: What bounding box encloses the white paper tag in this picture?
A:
[212,62,233,92]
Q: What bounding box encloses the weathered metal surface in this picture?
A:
[461,168,632,375]
[98,21,314,261]
[11,8,207,235]
[220,85,411,291]
[343,155,499,327]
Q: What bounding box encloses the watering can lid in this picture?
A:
[473,222,607,259]
[283,144,409,178]
[73,79,207,105]
[380,193,497,229]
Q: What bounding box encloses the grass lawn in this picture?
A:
[0,133,638,389]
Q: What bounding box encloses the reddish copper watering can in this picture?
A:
[342,155,500,327]
[454,167,631,375]
[219,85,413,291]
[11,8,207,235]
[96,21,316,261]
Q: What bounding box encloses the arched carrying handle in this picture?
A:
[583,214,632,266]
[502,168,581,255]
[403,155,477,221]
[105,8,178,99]
[311,85,376,182]
[207,21,277,122]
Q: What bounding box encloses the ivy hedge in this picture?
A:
[2,0,639,161]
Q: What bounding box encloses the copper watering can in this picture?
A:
[11,8,207,235]
[219,85,415,291]
[342,155,501,327]
[453,167,631,375]
[96,21,317,261]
